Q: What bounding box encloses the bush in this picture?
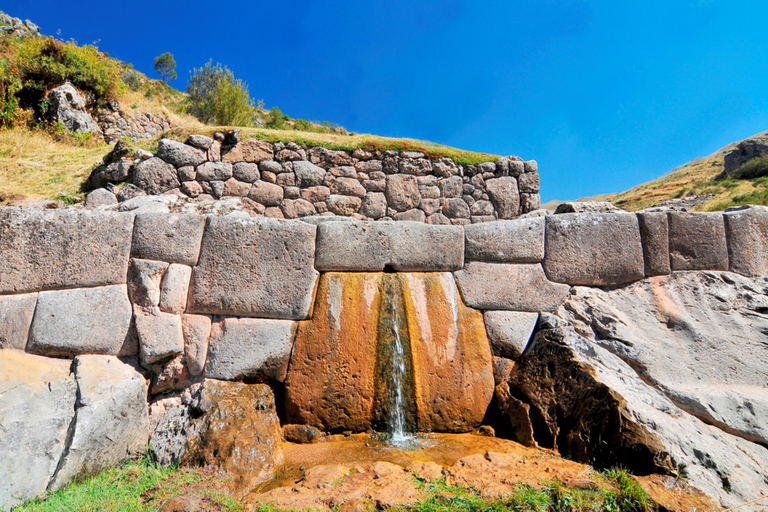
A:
[186,60,256,126]
[732,155,768,180]
[266,106,285,129]
[121,69,142,91]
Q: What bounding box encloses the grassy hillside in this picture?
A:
[611,130,768,211]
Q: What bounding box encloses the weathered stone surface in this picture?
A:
[301,186,331,204]
[454,262,569,312]
[134,307,184,364]
[85,188,117,208]
[282,424,324,444]
[182,314,211,376]
[48,355,149,491]
[280,198,316,219]
[233,162,260,183]
[0,208,133,294]
[0,292,37,350]
[127,258,168,307]
[331,177,367,198]
[177,165,196,181]
[394,208,426,222]
[465,218,544,262]
[187,134,213,150]
[483,311,539,359]
[248,180,284,206]
[293,160,327,187]
[668,212,728,271]
[132,213,206,266]
[443,198,471,219]
[520,193,541,212]
[723,206,768,277]
[438,176,463,198]
[554,201,623,214]
[157,139,207,168]
[27,285,132,357]
[221,178,249,197]
[196,161,233,181]
[314,221,463,272]
[327,194,361,216]
[184,380,284,495]
[485,177,520,219]
[543,213,645,285]
[637,212,671,276]
[189,217,319,319]
[360,192,387,219]
[517,173,539,193]
[386,175,421,212]
[0,351,77,509]
[159,264,192,314]
[286,273,382,432]
[205,317,296,382]
[46,82,99,133]
[222,139,274,163]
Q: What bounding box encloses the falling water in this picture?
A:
[389,309,409,443]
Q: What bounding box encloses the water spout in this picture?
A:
[389,297,409,443]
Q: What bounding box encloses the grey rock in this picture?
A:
[116,183,146,202]
[0,208,133,294]
[85,188,117,208]
[0,292,37,350]
[156,139,207,168]
[470,200,494,216]
[195,161,233,181]
[248,181,284,207]
[233,162,260,183]
[484,311,539,359]
[147,397,194,466]
[127,258,168,307]
[27,285,133,357]
[188,217,319,320]
[455,262,569,312]
[205,317,296,382]
[326,195,361,216]
[420,185,441,199]
[181,181,203,198]
[118,194,174,214]
[356,160,382,173]
[419,198,442,216]
[281,198,316,218]
[293,160,326,187]
[426,213,452,225]
[359,192,387,219]
[187,134,213,150]
[668,212,728,271]
[48,355,149,491]
[486,177,520,219]
[399,158,432,175]
[401,151,425,159]
[724,206,768,277]
[104,160,132,182]
[134,157,180,195]
[554,201,622,214]
[159,264,192,315]
[259,160,282,174]
[134,307,184,364]
[276,172,296,187]
[385,175,421,212]
[517,173,540,193]
[330,177,367,198]
[438,176,463,198]
[443,198,471,219]
[330,165,357,178]
[543,213,645,285]
[182,314,211,376]
[520,193,541,212]
[465,218,545,262]
[0,351,77,510]
[524,160,538,173]
[637,212,671,276]
[209,180,225,199]
[46,82,99,133]
[132,213,207,266]
[393,208,426,222]
[314,221,390,271]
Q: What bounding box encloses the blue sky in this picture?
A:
[10,0,768,201]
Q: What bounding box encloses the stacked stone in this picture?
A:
[104,131,540,222]
[98,109,174,143]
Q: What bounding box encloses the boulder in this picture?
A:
[517,173,539,193]
[438,176,463,198]
[84,188,117,208]
[331,177,367,198]
[464,218,544,262]
[667,212,728,271]
[394,208,426,222]
[542,213,645,285]
[188,217,319,320]
[27,285,133,357]
[187,134,213,150]
[385,175,421,212]
[0,292,37,350]
[454,262,569,312]
[0,351,77,510]
[159,264,192,314]
[131,213,207,266]
[248,181,284,206]
[723,205,768,276]
[48,355,149,491]
[360,192,387,219]
[280,198,316,218]
[196,162,233,181]
[282,424,324,444]
[485,177,520,219]
[0,208,133,294]
[326,195,361,216]
[156,139,206,168]
[221,139,274,163]
[293,161,327,187]
[483,311,539,359]
[637,212,671,276]
[443,198,471,219]
[133,157,180,195]
[182,314,211,376]
[233,162,260,183]
[46,82,99,133]
[204,317,296,382]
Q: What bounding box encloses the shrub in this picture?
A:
[732,155,768,180]
[121,69,142,91]
[266,106,285,129]
[186,60,256,126]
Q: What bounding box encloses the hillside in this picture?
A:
[610,130,768,211]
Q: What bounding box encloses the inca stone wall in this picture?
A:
[89,131,541,223]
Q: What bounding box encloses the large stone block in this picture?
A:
[464,218,544,262]
[454,262,569,312]
[483,311,539,359]
[668,212,728,271]
[314,221,464,271]
[221,139,274,163]
[205,317,296,381]
[159,264,192,314]
[27,285,133,357]
[543,213,645,285]
[485,177,520,219]
[134,307,184,364]
[182,314,211,376]
[0,292,37,350]
[723,206,768,277]
[637,212,671,276]
[48,355,149,491]
[0,208,133,294]
[385,175,421,212]
[293,160,326,187]
[156,139,206,168]
[0,351,77,510]
[127,259,168,308]
[133,157,180,195]
[188,217,319,319]
[131,213,207,266]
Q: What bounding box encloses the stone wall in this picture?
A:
[90,131,541,222]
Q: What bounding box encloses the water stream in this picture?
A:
[389,302,409,443]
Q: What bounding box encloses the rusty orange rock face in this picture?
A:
[285,272,494,434]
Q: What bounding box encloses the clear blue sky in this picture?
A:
[10,0,768,201]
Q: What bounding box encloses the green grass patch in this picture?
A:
[729,155,768,180]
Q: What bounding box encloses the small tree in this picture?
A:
[186,60,255,126]
[154,52,177,82]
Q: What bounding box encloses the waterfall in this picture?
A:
[389,303,409,442]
